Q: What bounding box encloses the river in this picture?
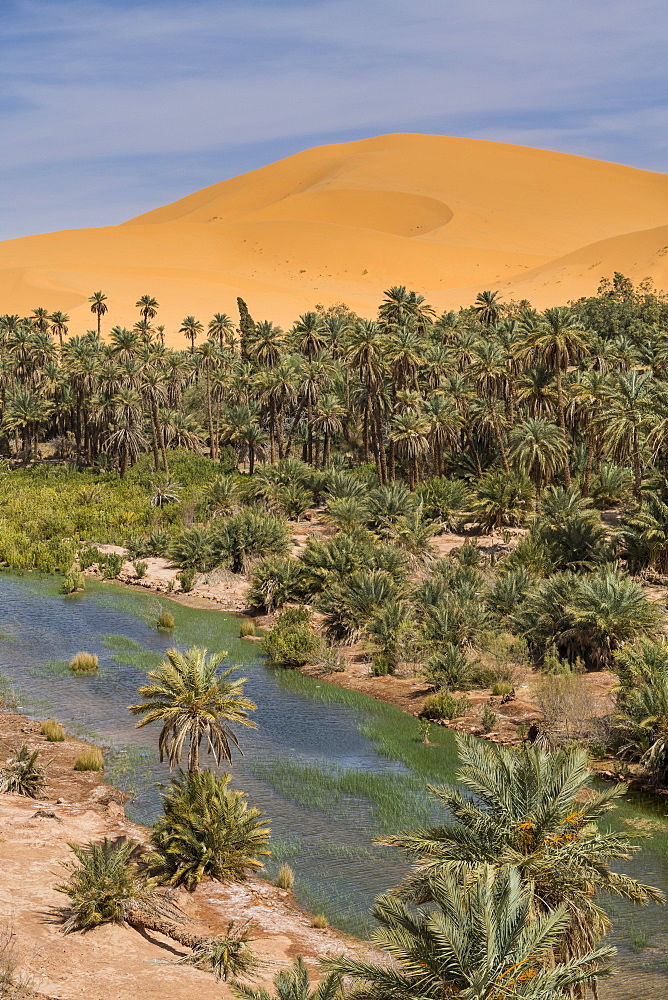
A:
[0,572,666,997]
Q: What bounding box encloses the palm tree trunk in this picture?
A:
[205,370,216,460]
[583,433,595,497]
[491,409,510,474]
[125,910,202,951]
[555,368,572,488]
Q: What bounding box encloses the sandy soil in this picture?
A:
[0,133,667,337]
[0,714,372,1000]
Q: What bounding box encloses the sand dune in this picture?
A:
[0,133,667,342]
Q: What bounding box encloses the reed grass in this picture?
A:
[69,652,99,674]
[276,863,295,890]
[239,619,256,638]
[40,719,65,742]
[156,611,175,630]
[73,748,104,771]
[311,913,328,929]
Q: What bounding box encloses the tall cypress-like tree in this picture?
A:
[236,297,255,359]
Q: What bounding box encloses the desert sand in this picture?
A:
[0,133,667,343]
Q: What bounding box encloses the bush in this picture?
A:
[481,707,498,733]
[177,568,196,593]
[78,545,102,570]
[73,749,104,771]
[41,720,66,742]
[145,770,270,889]
[247,556,304,612]
[263,607,321,668]
[311,913,328,929]
[69,652,99,674]
[0,745,47,797]
[156,612,175,630]
[132,560,148,579]
[426,644,493,691]
[239,619,256,638]
[421,690,470,721]
[275,863,295,890]
[61,570,85,594]
[102,552,124,579]
[169,527,214,571]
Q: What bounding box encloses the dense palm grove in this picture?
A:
[3,275,668,996]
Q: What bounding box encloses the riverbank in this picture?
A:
[0,709,371,1000]
[82,542,668,796]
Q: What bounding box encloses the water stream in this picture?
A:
[0,572,667,997]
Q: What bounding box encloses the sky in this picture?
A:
[0,0,667,240]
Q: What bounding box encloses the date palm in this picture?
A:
[474,289,503,328]
[509,418,568,498]
[380,734,663,970]
[136,294,159,325]
[180,315,204,354]
[599,371,655,498]
[209,312,236,349]
[49,310,70,351]
[129,646,257,772]
[231,956,342,1000]
[326,867,613,1000]
[389,410,430,489]
[88,291,108,336]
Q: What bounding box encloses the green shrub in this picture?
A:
[275,863,295,890]
[145,770,270,889]
[61,570,85,594]
[73,748,104,771]
[239,619,256,638]
[132,560,148,579]
[156,612,175,630]
[69,652,99,674]
[263,607,321,668]
[41,720,66,742]
[78,545,102,570]
[421,690,470,721]
[177,568,196,593]
[102,552,124,579]
[247,556,304,612]
[0,745,47,797]
[211,509,290,574]
[481,707,498,733]
[144,529,170,557]
[169,527,214,571]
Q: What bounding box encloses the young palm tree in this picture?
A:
[380,735,663,968]
[129,647,257,771]
[88,291,108,336]
[231,956,341,1000]
[56,838,257,980]
[326,867,612,1000]
[145,769,270,888]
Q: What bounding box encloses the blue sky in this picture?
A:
[1,0,666,239]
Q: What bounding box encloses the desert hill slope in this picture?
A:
[0,133,667,341]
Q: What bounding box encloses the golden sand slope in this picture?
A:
[0,133,667,343]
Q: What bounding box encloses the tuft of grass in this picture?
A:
[156,611,175,630]
[492,681,513,696]
[69,651,99,674]
[239,619,256,638]
[73,748,104,772]
[311,913,328,929]
[40,719,65,742]
[275,863,295,890]
[629,931,649,952]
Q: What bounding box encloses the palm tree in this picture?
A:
[293,312,326,360]
[600,370,655,497]
[474,289,503,327]
[231,956,341,1000]
[389,411,429,489]
[56,838,257,980]
[615,638,668,784]
[509,418,568,498]
[522,307,589,487]
[381,735,663,968]
[49,310,70,351]
[88,291,108,336]
[104,387,145,477]
[144,769,271,888]
[209,312,236,350]
[326,867,612,1000]
[180,315,204,354]
[30,306,51,334]
[136,294,159,325]
[129,646,257,772]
